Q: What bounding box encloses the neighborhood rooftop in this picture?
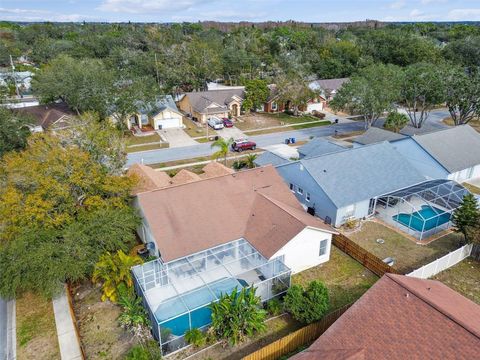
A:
[309,78,349,92]
[135,165,336,262]
[183,88,244,114]
[293,274,480,360]
[282,142,426,208]
[411,125,480,173]
[297,137,346,157]
[353,127,406,145]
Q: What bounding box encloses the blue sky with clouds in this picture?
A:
[1,0,480,23]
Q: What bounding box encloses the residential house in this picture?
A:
[177,88,244,123]
[309,77,349,101]
[130,165,337,355]
[127,95,183,130]
[392,125,480,182]
[275,142,426,226]
[292,274,480,360]
[14,102,75,132]
[297,137,347,158]
[352,127,406,147]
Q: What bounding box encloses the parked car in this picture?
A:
[208,117,224,130]
[222,118,233,127]
[231,139,256,152]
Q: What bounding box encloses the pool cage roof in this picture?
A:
[375,179,470,240]
[132,238,291,327]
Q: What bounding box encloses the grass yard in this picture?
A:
[293,246,378,310]
[348,221,462,273]
[236,112,323,131]
[71,281,137,359]
[16,292,60,360]
[183,119,218,138]
[125,132,161,146]
[433,257,480,304]
[126,142,169,153]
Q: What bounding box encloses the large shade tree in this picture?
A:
[331,63,402,128]
[0,108,32,157]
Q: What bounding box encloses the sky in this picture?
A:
[1,0,480,23]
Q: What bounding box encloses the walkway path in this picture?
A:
[52,286,83,360]
[0,298,16,360]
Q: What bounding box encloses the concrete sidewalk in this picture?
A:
[52,286,83,360]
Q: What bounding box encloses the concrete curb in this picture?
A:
[6,300,16,360]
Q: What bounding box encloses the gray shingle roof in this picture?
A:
[298,138,346,158]
[137,95,181,117]
[255,152,291,167]
[185,89,245,114]
[411,125,480,173]
[300,142,426,207]
[353,127,406,145]
[309,78,349,92]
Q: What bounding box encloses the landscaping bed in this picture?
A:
[433,257,480,304]
[70,281,137,359]
[292,246,378,310]
[348,221,462,273]
[16,292,60,360]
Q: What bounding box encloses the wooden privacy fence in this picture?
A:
[243,305,351,360]
[332,234,401,276]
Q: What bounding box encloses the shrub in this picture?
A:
[384,111,409,133]
[266,298,283,316]
[284,281,329,324]
[210,286,267,345]
[125,341,162,360]
[185,328,207,347]
[344,218,358,230]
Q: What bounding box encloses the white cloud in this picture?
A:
[0,7,97,22]
[389,1,406,10]
[448,8,480,21]
[98,0,215,14]
[421,0,447,5]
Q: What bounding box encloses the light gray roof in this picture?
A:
[309,78,349,92]
[353,127,406,145]
[299,142,426,208]
[138,95,181,116]
[255,152,291,167]
[298,138,346,158]
[185,89,245,114]
[411,125,480,173]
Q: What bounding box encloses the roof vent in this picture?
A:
[299,164,304,171]
[405,293,410,298]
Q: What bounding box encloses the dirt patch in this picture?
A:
[16,292,60,360]
[348,222,462,273]
[236,113,320,131]
[71,281,137,360]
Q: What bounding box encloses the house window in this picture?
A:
[297,187,304,195]
[319,239,328,256]
[289,183,295,192]
[271,102,278,111]
[306,192,311,202]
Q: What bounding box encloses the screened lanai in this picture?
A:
[374,180,470,241]
[132,238,291,355]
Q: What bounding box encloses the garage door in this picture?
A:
[307,103,323,113]
[154,118,182,129]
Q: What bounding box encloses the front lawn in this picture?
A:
[126,142,169,153]
[348,221,462,273]
[17,292,60,360]
[292,246,378,310]
[433,257,480,304]
[236,112,323,131]
[125,132,161,146]
[71,281,137,359]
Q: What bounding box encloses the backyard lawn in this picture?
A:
[348,221,462,273]
[433,257,480,304]
[70,281,137,359]
[293,246,378,310]
[16,292,60,360]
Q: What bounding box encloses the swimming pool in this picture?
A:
[393,205,451,232]
[156,277,249,337]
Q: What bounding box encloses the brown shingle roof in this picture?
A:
[292,274,480,360]
[136,166,336,262]
[170,169,202,185]
[15,102,74,130]
[127,164,172,195]
[200,162,234,179]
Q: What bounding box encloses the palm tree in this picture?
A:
[211,137,233,165]
[245,154,257,169]
[92,250,143,302]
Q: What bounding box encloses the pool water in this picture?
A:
[157,277,248,337]
[393,205,450,232]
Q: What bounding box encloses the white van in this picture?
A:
[207,117,224,130]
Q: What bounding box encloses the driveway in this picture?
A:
[158,128,198,148]
[217,126,246,141]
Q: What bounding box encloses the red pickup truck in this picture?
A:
[231,139,256,152]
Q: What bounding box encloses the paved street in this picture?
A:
[0,298,6,360]
[127,121,364,166]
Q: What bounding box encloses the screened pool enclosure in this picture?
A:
[374,180,470,240]
[132,238,291,355]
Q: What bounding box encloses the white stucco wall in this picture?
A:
[448,165,480,182]
[335,199,371,227]
[270,227,332,273]
[152,110,183,129]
